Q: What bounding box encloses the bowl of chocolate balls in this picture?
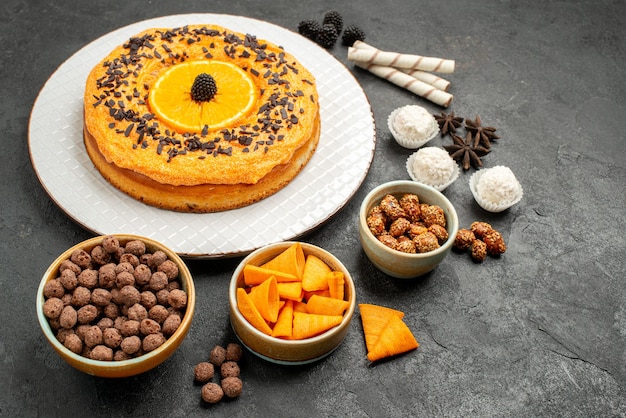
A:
[359,180,459,278]
[36,234,195,378]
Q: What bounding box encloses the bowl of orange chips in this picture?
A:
[228,241,356,365]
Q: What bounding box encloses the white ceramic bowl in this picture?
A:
[229,241,356,365]
[359,181,459,278]
[36,234,195,378]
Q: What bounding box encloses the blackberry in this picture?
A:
[191,73,218,102]
[297,19,321,41]
[322,11,343,34]
[316,24,339,49]
[341,25,366,46]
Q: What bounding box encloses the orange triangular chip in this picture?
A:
[327,271,345,300]
[367,315,419,362]
[261,243,305,279]
[272,299,294,339]
[236,288,272,336]
[359,303,405,353]
[301,254,331,292]
[248,276,279,323]
[292,312,343,340]
[277,281,303,301]
[243,264,299,286]
[293,301,308,313]
[306,294,350,316]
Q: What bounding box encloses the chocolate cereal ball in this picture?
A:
[91,288,112,306]
[64,333,83,354]
[102,235,120,254]
[43,297,64,319]
[102,327,123,349]
[43,279,65,299]
[70,249,92,270]
[120,335,142,355]
[162,314,181,336]
[133,264,152,286]
[98,263,117,288]
[201,382,224,404]
[226,343,243,362]
[124,240,146,257]
[59,269,78,291]
[221,376,243,398]
[220,361,240,378]
[168,289,187,310]
[90,345,114,361]
[143,333,166,352]
[127,303,148,321]
[194,362,215,383]
[148,305,169,324]
[76,304,99,324]
[140,318,161,335]
[149,271,169,291]
[209,345,227,366]
[148,250,168,269]
[84,325,103,348]
[157,259,178,280]
[59,305,78,329]
[71,286,91,307]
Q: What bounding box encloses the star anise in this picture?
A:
[444,132,490,170]
[465,115,500,149]
[434,111,464,136]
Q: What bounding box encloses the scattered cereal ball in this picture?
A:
[221,376,243,398]
[124,240,146,257]
[102,327,123,349]
[143,333,166,352]
[90,345,113,361]
[140,318,161,335]
[483,230,507,256]
[71,286,91,307]
[120,335,142,355]
[91,245,111,266]
[470,221,493,240]
[59,269,78,291]
[64,333,83,354]
[102,235,120,253]
[162,314,181,336]
[70,249,92,270]
[84,325,103,348]
[226,343,243,362]
[201,382,224,404]
[414,232,440,253]
[168,289,187,310]
[209,345,227,366]
[77,304,99,324]
[157,260,179,280]
[59,305,78,329]
[43,280,65,299]
[194,362,215,383]
[471,239,487,263]
[43,297,64,319]
[221,361,240,378]
[127,303,148,322]
[454,229,476,251]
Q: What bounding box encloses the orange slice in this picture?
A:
[148,60,257,133]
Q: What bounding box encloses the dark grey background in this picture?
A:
[2,0,625,416]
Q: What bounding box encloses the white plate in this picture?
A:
[28,14,376,258]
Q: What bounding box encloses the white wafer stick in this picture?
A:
[353,61,453,107]
[348,46,455,73]
[351,41,451,91]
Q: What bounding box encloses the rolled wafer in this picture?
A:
[353,61,453,107]
[351,41,451,91]
[348,46,455,73]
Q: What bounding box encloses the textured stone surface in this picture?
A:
[1,0,625,416]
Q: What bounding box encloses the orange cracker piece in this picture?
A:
[359,303,405,353]
[272,299,294,339]
[306,294,350,316]
[327,271,345,300]
[367,315,419,362]
[303,289,331,300]
[277,281,303,301]
[292,311,343,340]
[248,276,279,323]
[293,301,308,313]
[243,264,299,286]
[261,243,305,279]
[236,287,273,336]
[301,254,331,292]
